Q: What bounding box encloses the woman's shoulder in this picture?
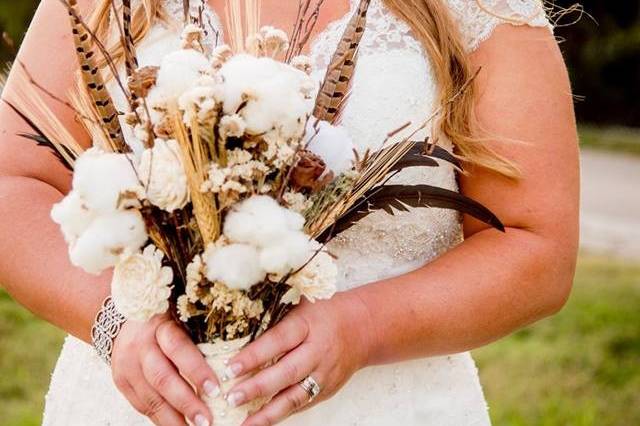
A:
[442,0,553,52]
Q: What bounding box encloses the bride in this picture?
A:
[0,0,579,425]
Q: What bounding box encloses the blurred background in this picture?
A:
[0,1,639,425]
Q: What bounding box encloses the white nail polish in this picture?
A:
[203,380,220,398]
[224,363,242,379]
[194,414,210,426]
[227,391,244,408]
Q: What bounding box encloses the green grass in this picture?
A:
[474,256,640,426]
[579,125,640,156]
[0,292,65,426]
[0,255,639,426]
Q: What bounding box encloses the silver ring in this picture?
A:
[298,375,321,402]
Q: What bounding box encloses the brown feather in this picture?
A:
[313,0,371,123]
[122,0,139,77]
[62,0,127,152]
[328,184,505,238]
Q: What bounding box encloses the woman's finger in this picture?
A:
[225,315,309,380]
[121,359,187,426]
[141,346,212,426]
[156,320,220,398]
[241,380,317,426]
[226,343,316,407]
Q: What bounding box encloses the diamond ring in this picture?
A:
[298,375,321,402]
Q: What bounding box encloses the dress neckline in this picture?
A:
[185,0,362,54]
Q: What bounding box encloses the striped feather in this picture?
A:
[63,0,127,152]
[313,0,371,123]
[122,0,139,77]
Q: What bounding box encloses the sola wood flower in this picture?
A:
[282,251,338,305]
[112,245,174,321]
[138,139,190,213]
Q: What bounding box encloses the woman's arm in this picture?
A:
[225,25,579,425]
[356,24,580,363]
[0,0,105,342]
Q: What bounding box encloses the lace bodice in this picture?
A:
[311,0,551,71]
[44,2,551,425]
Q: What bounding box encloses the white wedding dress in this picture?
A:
[43,0,551,424]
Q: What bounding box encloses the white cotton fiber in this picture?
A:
[223,195,305,247]
[305,119,355,176]
[203,243,266,290]
[69,210,148,275]
[72,148,142,213]
[258,232,316,275]
[218,55,315,138]
[50,191,96,244]
[148,49,212,107]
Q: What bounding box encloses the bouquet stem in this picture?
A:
[191,337,265,426]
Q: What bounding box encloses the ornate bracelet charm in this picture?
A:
[91,296,126,366]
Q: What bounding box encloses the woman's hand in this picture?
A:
[224,294,373,426]
[111,314,220,426]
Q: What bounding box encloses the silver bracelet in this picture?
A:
[91,296,127,366]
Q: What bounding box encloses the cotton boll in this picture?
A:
[219,55,315,138]
[305,119,355,176]
[148,49,211,108]
[72,148,143,213]
[51,191,97,244]
[223,195,305,247]
[259,232,316,275]
[203,243,266,290]
[69,210,148,275]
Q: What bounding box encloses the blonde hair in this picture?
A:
[88,0,519,177]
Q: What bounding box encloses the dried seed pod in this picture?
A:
[128,66,159,99]
[290,150,329,191]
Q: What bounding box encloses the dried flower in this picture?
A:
[282,251,338,304]
[283,191,311,213]
[138,139,189,212]
[290,55,313,75]
[128,66,159,99]
[219,114,247,138]
[177,295,199,322]
[261,26,289,56]
[290,149,328,191]
[181,23,205,50]
[112,245,174,321]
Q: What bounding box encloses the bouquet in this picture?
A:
[5,0,504,424]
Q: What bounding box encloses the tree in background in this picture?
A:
[1,1,638,126]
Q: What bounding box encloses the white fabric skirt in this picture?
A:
[43,336,490,425]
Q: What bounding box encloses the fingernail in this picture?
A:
[227,391,245,407]
[194,414,210,426]
[224,363,243,379]
[204,380,220,398]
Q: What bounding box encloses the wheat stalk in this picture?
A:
[170,107,220,245]
[225,0,262,52]
[7,69,85,166]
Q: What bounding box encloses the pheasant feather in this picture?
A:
[62,0,127,152]
[122,0,139,77]
[313,0,371,123]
